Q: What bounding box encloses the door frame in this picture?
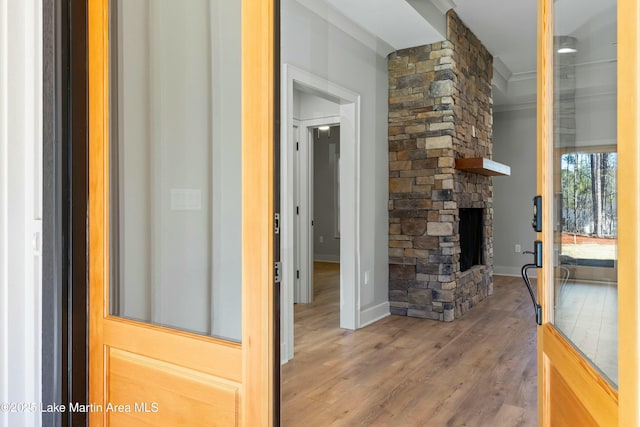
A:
[41,0,90,424]
[536,0,640,424]
[281,64,361,363]
[241,0,277,422]
[42,0,66,423]
[616,0,639,423]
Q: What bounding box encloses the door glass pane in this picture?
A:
[109,0,242,342]
[553,0,617,385]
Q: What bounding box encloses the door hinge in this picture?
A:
[296,206,299,215]
[296,270,300,279]
[274,213,280,235]
[296,142,299,151]
[274,262,282,283]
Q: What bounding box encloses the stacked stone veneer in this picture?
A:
[388,11,495,321]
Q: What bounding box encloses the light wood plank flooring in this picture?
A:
[282,262,537,426]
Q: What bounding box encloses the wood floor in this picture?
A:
[282,262,538,426]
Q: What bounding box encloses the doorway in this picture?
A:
[311,124,341,265]
[281,64,361,362]
[294,118,341,306]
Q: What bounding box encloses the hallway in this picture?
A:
[282,262,537,426]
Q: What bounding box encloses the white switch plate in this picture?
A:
[515,244,521,253]
[171,189,202,211]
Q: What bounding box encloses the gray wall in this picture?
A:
[492,108,537,276]
[313,125,341,261]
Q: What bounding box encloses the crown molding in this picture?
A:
[493,57,512,82]
[492,57,511,95]
[509,70,537,83]
[431,0,456,14]
[494,88,616,113]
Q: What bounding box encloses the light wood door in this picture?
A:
[537,0,639,425]
[88,0,275,425]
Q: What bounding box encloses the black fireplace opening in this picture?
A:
[459,208,483,272]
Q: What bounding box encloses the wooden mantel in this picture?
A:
[455,157,511,177]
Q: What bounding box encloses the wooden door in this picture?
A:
[88,0,275,425]
[536,0,639,425]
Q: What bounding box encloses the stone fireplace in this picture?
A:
[388,11,496,321]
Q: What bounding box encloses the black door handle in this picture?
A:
[521,264,542,325]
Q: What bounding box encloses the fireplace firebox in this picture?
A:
[459,208,483,272]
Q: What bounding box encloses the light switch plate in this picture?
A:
[171,189,202,211]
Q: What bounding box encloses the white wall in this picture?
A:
[282,0,389,314]
[297,91,340,120]
[0,0,42,426]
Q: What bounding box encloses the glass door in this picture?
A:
[552,0,619,384]
[88,0,276,425]
[537,0,640,424]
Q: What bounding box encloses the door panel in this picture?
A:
[548,364,598,427]
[89,0,275,425]
[537,0,639,425]
[542,324,618,424]
[107,348,239,426]
[102,319,241,381]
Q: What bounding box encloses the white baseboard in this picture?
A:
[494,265,537,277]
[281,342,290,365]
[314,254,340,263]
[359,302,390,328]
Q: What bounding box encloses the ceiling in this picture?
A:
[323,0,444,50]
[305,0,616,107]
[312,0,540,76]
[452,0,537,75]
